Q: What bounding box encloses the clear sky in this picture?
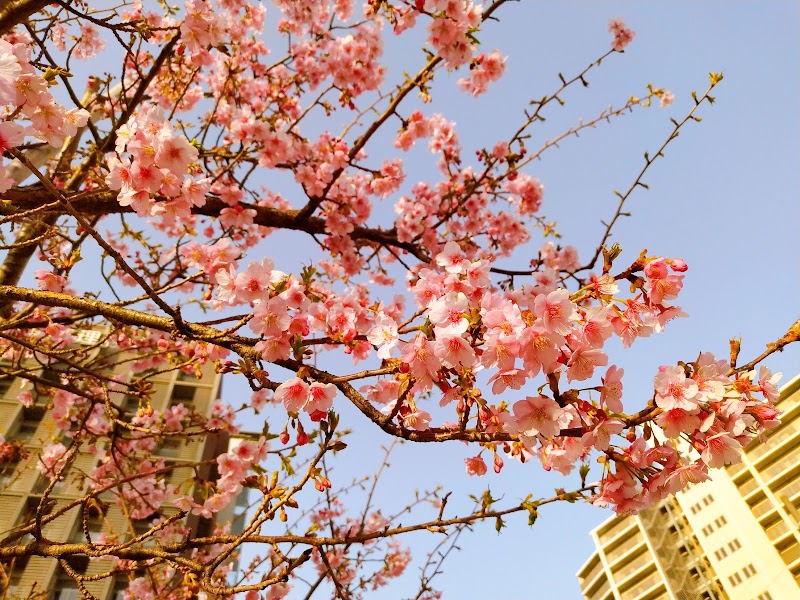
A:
[218,3,800,598]
[24,1,799,598]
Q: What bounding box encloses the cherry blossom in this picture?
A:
[608,17,635,51]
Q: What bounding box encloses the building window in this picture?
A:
[0,376,12,398]
[157,436,182,458]
[15,406,46,443]
[728,572,742,586]
[703,494,714,506]
[73,329,103,346]
[3,569,22,597]
[122,395,141,414]
[742,564,757,578]
[171,384,196,404]
[52,569,81,600]
[758,592,774,600]
[714,547,727,560]
[0,455,21,488]
[112,578,130,600]
[32,470,68,495]
[729,538,741,552]
[714,516,727,528]
[702,525,713,536]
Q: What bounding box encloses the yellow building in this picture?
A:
[0,332,233,600]
[578,374,800,600]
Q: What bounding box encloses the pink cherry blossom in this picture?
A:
[654,365,699,410]
[428,292,469,334]
[700,432,743,468]
[487,369,525,394]
[435,241,466,274]
[458,50,507,97]
[37,443,69,478]
[155,134,198,176]
[306,382,337,414]
[274,378,310,413]
[367,314,400,359]
[464,455,488,476]
[656,408,702,439]
[0,49,21,104]
[600,366,624,412]
[566,343,608,382]
[582,418,625,451]
[402,408,432,431]
[35,270,68,293]
[757,366,782,402]
[400,334,442,391]
[533,288,578,336]
[608,18,635,51]
[251,297,291,337]
[433,333,475,370]
[235,260,273,303]
[0,121,24,152]
[503,395,567,440]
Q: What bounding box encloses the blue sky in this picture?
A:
[223,3,800,598]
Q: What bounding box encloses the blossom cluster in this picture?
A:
[106,106,210,227]
[594,364,781,513]
[181,218,783,515]
[0,39,90,191]
[307,500,412,592]
[609,17,635,51]
[177,438,270,517]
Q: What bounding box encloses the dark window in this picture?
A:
[0,455,21,488]
[16,406,46,442]
[171,384,196,404]
[157,437,182,458]
[52,568,80,600]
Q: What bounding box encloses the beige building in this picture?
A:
[0,332,235,600]
[578,373,800,600]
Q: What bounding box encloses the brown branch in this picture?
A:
[580,78,721,273]
[0,0,50,35]
[0,187,431,262]
[729,318,800,375]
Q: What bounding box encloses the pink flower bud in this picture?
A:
[494,454,504,474]
[668,258,688,272]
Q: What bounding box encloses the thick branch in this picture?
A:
[0,0,49,34]
[0,286,528,444]
[0,215,55,290]
[0,187,430,261]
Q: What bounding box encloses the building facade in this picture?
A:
[578,373,800,600]
[0,334,230,600]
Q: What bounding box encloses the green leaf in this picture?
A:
[495,516,505,533]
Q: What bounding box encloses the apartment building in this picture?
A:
[578,373,800,600]
[0,332,236,600]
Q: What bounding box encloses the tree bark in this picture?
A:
[0,0,51,35]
